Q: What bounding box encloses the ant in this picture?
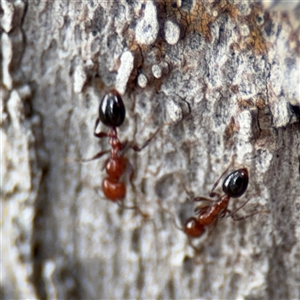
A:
[159,166,267,242]
[83,89,162,206]
[184,168,251,238]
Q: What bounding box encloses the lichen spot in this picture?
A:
[135,1,159,45]
[152,64,162,78]
[164,20,180,45]
[116,51,134,95]
[137,73,148,88]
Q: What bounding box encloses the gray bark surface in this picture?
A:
[1,1,300,299]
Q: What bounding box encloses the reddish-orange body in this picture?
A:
[184,195,230,238]
[84,90,161,203]
[101,128,129,201]
[184,168,249,239]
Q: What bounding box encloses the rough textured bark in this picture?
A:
[1,1,300,299]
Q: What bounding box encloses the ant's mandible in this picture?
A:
[83,90,162,203]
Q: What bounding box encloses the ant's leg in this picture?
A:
[208,192,222,199]
[117,201,150,219]
[219,208,229,219]
[93,118,109,139]
[227,208,270,221]
[193,196,218,203]
[194,205,210,215]
[157,199,183,231]
[101,157,110,170]
[118,162,148,217]
[173,172,197,200]
[81,150,110,162]
[94,185,152,221]
[209,157,235,197]
[93,185,149,218]
[131,123,166,152]
[127,161,134,183]
[94,117,100,132]
[115,140,130,158]
[206,217,219,237]
[224,196,254,218]
[94,131,109,139]
[224,196,270,221]
[93,186,103,198]
[176,174,218,204]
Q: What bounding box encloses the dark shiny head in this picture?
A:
[99,90,126,127]
[222,168,249,198]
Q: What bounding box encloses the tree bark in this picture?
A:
[1,1,300,299]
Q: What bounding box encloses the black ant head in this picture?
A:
[99,90,126,127]
[222,168,249,198]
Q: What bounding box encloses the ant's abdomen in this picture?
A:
[106,157,128,180]
[102,178,126,201]
[184,217,206,238]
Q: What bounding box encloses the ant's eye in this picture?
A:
[222,168,249,198]
[99,90,126,127]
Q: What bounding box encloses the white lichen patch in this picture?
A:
[237,2,252,16]
[1,1,26,32]
[270,96,291,127]
[152,64,162,78]
[73,65,87,93]
[137,73,148,88]
[236,110,253,142]
[135,1,159,45]
[213,10,218,17]
[2,32,14,89]
[115,51,134,95]
[166,99,183,123]
[240,24,250,37]
[261,0,300,11]
[164,20,180,45]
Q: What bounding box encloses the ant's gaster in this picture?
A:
[83,90,162,204]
